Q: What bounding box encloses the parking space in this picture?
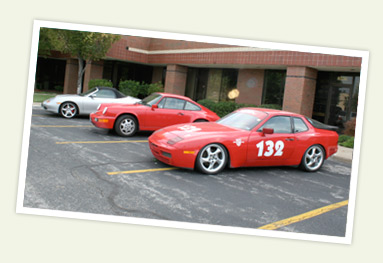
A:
[23,107,352,237]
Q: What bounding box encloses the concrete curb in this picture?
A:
[331,145,353,163]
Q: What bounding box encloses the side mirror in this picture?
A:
[151,104,158,110]
[262,127,274,136]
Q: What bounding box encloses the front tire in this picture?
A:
[114,115,138,137]
[60,102,78,118]
[196,143,228,174]
[300,145,325,172]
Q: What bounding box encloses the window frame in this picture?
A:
[158,97,187,110]
[184,101,201,111]
[292,117,309,133]
[257,115,293,134]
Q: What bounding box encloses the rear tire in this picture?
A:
[114,115,138,137]
[300,144,325,172]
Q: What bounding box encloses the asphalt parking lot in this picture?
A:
[23,106,352,237]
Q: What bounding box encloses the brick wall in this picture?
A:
[282,66,318,117]
[83,60,104,92]
[236,69,264,105]
[63,58,78,94]
[164,65,188,95]
[106,36,362,69]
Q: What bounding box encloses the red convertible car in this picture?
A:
[148,108,339,174]
[90,93,220,136]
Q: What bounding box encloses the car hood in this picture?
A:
[115,96,141,103]
[99,102,145,109]
[53,94,140,103]
[156,122,245,139]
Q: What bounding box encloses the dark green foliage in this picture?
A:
[338,135,350,143]
[119,80,144,98]
[119,80,163,99]
[338,135,354,148]
[54,85,63,92]
[88,79,113,89]
[197,99,281,117]
[148,82,164,95]
[38,28,121,93]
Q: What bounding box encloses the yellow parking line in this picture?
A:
[258,200,349,230]
[108,167,178,175]
[56,140,148,144]
[32,125,93,128]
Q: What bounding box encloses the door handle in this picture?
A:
[285,138,294,141]
[178,112,184,116]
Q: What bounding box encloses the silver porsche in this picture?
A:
[41,87,140,118]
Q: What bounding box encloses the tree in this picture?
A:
[38,28,121,94]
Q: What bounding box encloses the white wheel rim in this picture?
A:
[304,146,324,171]
[120,118,135,135]
[199,144,226,173]
[61,103,76,118]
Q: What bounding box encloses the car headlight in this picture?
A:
[97,104,101,110]
[103,107,108,114]
[167,136,184,145]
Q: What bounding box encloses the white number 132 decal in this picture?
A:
[256,140,284,157]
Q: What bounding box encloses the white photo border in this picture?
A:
[16,20,369,245]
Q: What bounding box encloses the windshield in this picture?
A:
[140,93,162,106]
[217,110,268,131]
[79,88,97,96]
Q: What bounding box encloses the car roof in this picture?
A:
[237,107,304,117]
[155,92,194,101]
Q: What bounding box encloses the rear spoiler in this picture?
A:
[305,117,339,132]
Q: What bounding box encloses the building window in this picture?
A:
[313,72,360,130]
[262,70,286,106]
[220,69,238,101]
[102,60,153,88]
[185,68,238,102]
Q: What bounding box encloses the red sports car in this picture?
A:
[148,108,339,174]
[90,93,220,136]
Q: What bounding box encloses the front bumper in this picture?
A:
[89,112,115,129]
[41,101,59,113]
[148,137,196,169]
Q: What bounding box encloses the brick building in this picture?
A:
[36,35,362,128]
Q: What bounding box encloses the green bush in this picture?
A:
[197,99,282,117]
[119,80,164,99]
[338,135,351,144]
[148,82,164,95]
[196,99,217,111]
[119,80,143,98]
[88,79,113,89]
[339,136,354,148]
[338,135,354,148]
[54,85,63,92]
